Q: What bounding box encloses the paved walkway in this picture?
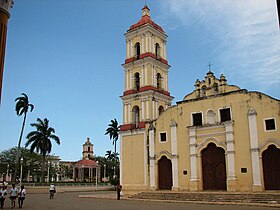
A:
[11,186,280,209]
[1,192,276,210]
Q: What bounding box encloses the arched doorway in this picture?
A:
[202,143,226,190]
[158,156,172,190]
[262,145,280,190]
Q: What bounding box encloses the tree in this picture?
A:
[15,93,34,180]
[0,147,42,182]
[105,118,120,163]
[105,150,114,161]
[25,118,60,182]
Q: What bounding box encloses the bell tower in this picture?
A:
[120,5,173,131]
[0,0,13,104]
[82,137,94,159]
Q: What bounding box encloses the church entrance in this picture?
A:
[262,145,280,190]
[158,156,172,190]
[202,143,226,190]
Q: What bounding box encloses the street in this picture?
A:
[2,191,276,210]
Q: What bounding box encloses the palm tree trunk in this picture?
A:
[114,139,117,178]
[41,154,46,182]
[14,112,27,181]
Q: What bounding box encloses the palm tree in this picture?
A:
[105,150,114,161]
[15,93,34,180]
[25,118,60,182]
[105,118,120,163]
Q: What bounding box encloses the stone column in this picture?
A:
[141,99,145,121]
[170,120,179,190]
[189,127,199,191]
[149,124,156,190]
[248,108,262,192]
[225,121,237,191]
[141,34,145,54]
[155,100,158,118]
[146,98,149,120]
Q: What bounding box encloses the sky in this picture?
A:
[0,0,279,161]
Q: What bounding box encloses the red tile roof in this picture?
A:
[129,15,164,33]
[75,159,96,166]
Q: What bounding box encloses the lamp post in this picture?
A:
[113,166,116,179]
[47,161,50,183]
[6,164,9,182]
[20,157,23,186]
[103,164,106,182]
[95,161,98,191]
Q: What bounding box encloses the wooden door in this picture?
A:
[158,156,172,190]
[202,143,226,190]
[262,145,280,190]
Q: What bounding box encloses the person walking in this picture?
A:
[0,185,8,209]
[18,186,26,208]
[49,183,56,199]
[9,184,18,209]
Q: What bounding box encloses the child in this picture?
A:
[18,186,26,208]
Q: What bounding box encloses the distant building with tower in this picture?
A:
[73,137,100,182]
[82,137,94,159]
[0,0,13,104]
[120,5,280,192]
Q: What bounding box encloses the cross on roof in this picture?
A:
[207,62,213,72]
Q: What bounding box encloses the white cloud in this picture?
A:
[159,0,280,94]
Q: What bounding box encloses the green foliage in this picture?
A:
[105,118,120,163]
[25,118,60,182]
[0,147,42,181]
[14,93,34,180]
[109,178,119,186]
[15,93,34,116]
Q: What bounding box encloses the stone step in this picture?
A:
[130,192,280,205]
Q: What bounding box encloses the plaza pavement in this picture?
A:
[2,185,278,210]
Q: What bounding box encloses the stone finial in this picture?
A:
[170,119,178,127]
[0,0,14,17]
[248,107,257,116]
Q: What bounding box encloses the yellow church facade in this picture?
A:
[120,6,280,192]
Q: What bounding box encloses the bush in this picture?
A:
[109,178,119,186]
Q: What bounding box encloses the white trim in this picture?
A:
[248,108,261,187]
[218,106,232,122]
[190,111,203,126]
[206,109,216,124]
[225,122,236,180]
[149,128,155,189]
[159,131,168,143]
[144,65,148,85]
[155,100,159,118]
[128,103,131,124]
[141,99,145,121]
[189,127,198,181]
[263,117,277,132]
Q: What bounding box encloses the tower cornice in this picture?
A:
[122,53,170,68]
[0,0,14,17]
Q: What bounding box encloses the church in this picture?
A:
[120,5,280,192]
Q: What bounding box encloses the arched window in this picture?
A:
[157,73,162,89]
[132,106,140,128]
[213,83,219,93]
[135,42,140,59]
[155,43,160,59]
[158,106,164,116]
[88,147,90,152]
[202,85,207,96]
[206,110,216,124]
[134,72,140,91]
